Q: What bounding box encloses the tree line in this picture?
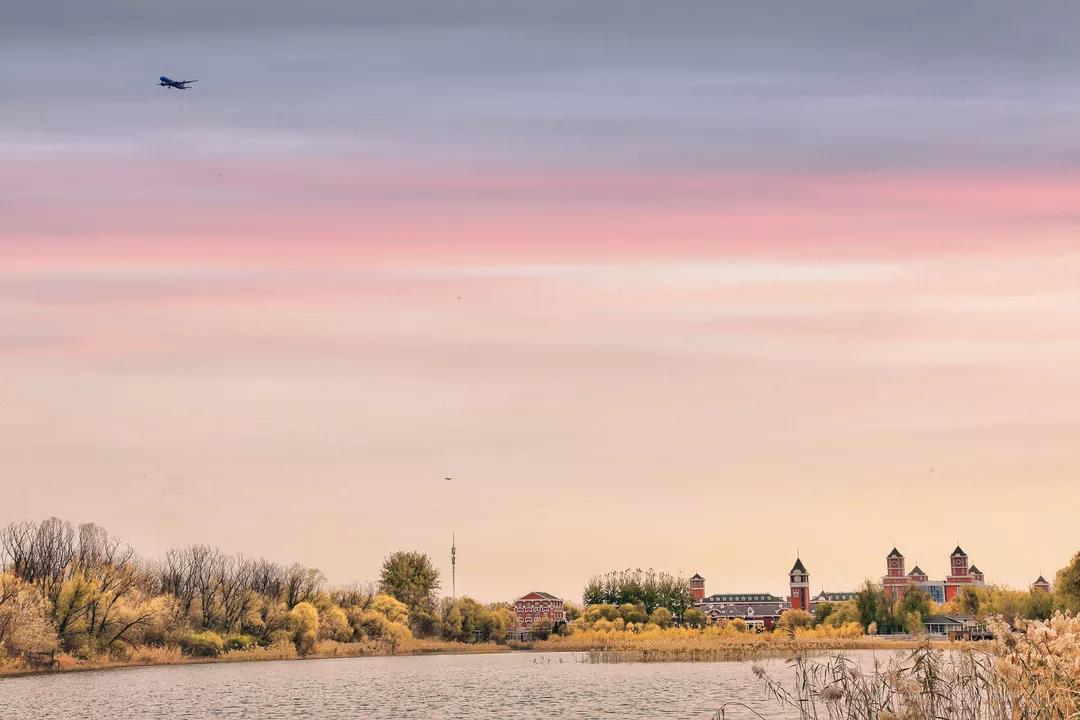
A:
[0,518,512,668]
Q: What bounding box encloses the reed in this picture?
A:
[537,626,929,663]
[715,613,1080,720]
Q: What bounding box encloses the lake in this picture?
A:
[0,649,900,719]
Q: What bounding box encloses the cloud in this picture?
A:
[4,2,1080,173]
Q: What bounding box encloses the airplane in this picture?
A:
[159,76,198,90]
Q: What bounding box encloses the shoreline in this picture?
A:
[0,636,965,680]
[0,642,514,680]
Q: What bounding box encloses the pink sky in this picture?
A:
[5,1,1080,601]
[4,157,1080,602]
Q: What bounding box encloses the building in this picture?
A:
[690,557,815,630]
[1032,575,1052,593]
[882,547,908,598]
[944,547,984,602]
[695,592,788,630]
[690,573,705,603]
[881,546,984,603]
[921,614,983,637]
[513,591,566,629]
[809,590,858,611]
[789,558,810,613]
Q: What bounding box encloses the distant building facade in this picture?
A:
[513,591,566,628]
[881,546,985,603]
[695,591,787,630]
[1032,576,1052,593]
[809,590,857,611]
[789,558,810,613]
[690,557,815,630]
[690,573,705,603]
[921,614,985,637]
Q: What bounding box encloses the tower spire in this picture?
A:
[451,533,457,601]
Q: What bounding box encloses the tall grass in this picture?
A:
[538,625,927,663]
[715,614,1080,720]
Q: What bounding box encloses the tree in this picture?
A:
[288,601,319,655]
[582,569,693,615]
[1056,551,1080,613]
[823,600,860,629]
[813,601,835,627]
[378,551,440,624]
[649,607,673,628]
[778,609,813,634]
[585,603,620,622]
[618,602,648,625]
[896,585,932,621]
[0,572,58,662]
[530,618,553,640]
[682,607,707,628]
[856,580,890,630]
[956,587,981,616]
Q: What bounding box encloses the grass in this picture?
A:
[534,626,942,663]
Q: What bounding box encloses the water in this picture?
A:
[0,649,899,719]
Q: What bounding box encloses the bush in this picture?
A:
[289,602,320,656]
[530,619,554,640]
[178,630,224,657]
[778,609,814,634]
[649,607,674,629]
[224,634,257,651]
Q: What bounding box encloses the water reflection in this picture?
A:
[0,650,900,719]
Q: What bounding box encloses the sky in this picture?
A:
[3,1,1080,603]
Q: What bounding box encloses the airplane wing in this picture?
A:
[181,80,199,84]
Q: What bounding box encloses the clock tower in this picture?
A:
[789,557,809,612]
[689,574,705,603]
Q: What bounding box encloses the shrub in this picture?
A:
[178,630,224,657]
[649,607,674,629]
[224,634,257,652]
[289,602,320,656]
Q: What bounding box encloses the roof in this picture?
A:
[922,614,967,627]
[700,593,784,604]
[790,558,807,573]
[1034,575,1049,584]
[515,591,561,602]
[690,573,704,581]
[908,566,927,576]
[812,591,857,602]
[951,545,967,557]
[969,565,982,574]
[887,547,904,558]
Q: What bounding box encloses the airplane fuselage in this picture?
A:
[159,76,195,90]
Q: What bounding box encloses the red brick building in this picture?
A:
[1032,575,1052,593]
[513,591,566,628]
[882,547,909,599]
[944,546,982,602]
[881,545,985,603]
[789,558,810,612]
[690,573,705,603]
[690,557,810,630]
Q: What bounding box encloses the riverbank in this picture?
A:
[0,632,968,678]
[0,638,510,679]
[534,629,958,662]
